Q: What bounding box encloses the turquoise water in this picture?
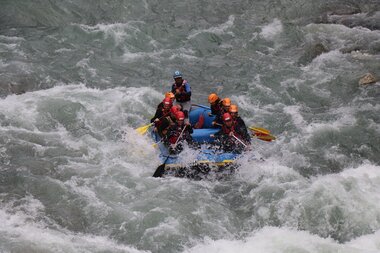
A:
[0,1,380,252]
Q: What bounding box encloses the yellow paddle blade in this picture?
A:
[136,123,153,135]
[256,134,276,142]
[249,126,271,135]
[249,126,276,142]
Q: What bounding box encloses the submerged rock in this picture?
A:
[359,73,377,85]
[8,83,26,95]
[297,43,329,65]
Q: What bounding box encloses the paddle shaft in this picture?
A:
[173,124,187,148]
[232,133,248,148]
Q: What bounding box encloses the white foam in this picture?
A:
[78,22,145,45]
[76,55,97,78]
[260,19,283,40]
[283,105,307,128]
[54,48,73,53]
[187,15,235,39]
[0,84,165,178]
[184,226,377,253]
[0,207,148,253]
[0,35,25,41]
[238,156,304,184]
[347,229,380,252]
[339,162,380,180]
[302,106,357,135]
[304,23,380,50]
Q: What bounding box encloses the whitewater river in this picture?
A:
[1,1,380,252]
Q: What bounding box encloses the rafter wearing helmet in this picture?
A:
[171,70,192,124]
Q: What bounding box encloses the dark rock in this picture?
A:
[297,43,329,65]
[8,84,26,95]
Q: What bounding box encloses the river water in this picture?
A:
[1,1,380,252]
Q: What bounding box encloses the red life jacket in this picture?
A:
[211,99,223,116]
[154,107,171,128]
[168,125,183,144]
[222,124,242,139]
[172,80,190,102]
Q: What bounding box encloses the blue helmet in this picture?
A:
[173,70,182,79]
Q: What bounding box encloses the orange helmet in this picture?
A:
[229,104,238,113]
[222,98,231,106]
[208,93,219,104]
[165,92,175,99]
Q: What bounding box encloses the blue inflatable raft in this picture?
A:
[152,104,241,179]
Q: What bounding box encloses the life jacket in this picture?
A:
[219,124,246,152]
[154,107,171,128]
[211,99,223,116]
[167,123,192,145]
[157,115,176,137]
[213,101,228,125]
[221,124,239,138]
[168,125,184,144]
[172,80,191,102]
[232,116,251,144]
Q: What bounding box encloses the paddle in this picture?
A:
[152,139,163,148]
[250,126,270,135]
[152,125,187,177]
[136,114,169,135]
[231,133,248,148]
[215,123,275,142]
[249,126,276,142]
[153,156,170,177]
[136,122,154,135]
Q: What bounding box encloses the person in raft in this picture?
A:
[211,113,249,153]
[166,111,193,154]
[229,104,251,144]
[171,70,191,124]
[150,93,175,123]
[212,97,231,126]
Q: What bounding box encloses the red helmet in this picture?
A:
[222,113,232,122]
[170,106,179,114]
[175,111,185,121]
[163,97,172,106]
